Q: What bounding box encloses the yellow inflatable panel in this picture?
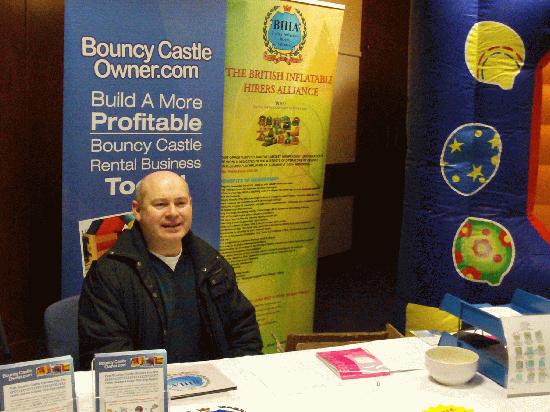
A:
[405,303,460,337]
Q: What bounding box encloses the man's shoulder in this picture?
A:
[185,232,230,269]
[186,231,216,253]
[88,228,143,275]
[109,226,144,255]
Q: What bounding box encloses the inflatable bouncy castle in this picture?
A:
[397,1,550,332]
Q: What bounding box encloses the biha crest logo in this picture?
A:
[263,4,307,65]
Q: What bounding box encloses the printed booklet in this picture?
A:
[93,349,168,412]
[167,363,237,399]
[0,355,76,412]
[316,347,390,380]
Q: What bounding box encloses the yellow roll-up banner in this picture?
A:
[221,0,345,352]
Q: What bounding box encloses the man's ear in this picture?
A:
[132,200,141,221]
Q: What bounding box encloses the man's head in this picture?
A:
[132,171,192,256]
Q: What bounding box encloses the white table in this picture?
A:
[74,338,550,412]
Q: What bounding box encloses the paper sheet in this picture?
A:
[364,337,430,372]
[479,306,522,318]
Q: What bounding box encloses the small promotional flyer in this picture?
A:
[93,349,168,412]
[502,314,550,397]
[0,355,76,412]
[167,363,236,399]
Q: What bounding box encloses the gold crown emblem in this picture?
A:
[283,5,291,12]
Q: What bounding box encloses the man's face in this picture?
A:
[132,172,192,255]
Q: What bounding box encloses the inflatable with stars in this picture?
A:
[397,0,550,332]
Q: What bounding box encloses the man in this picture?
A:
[78,171,262,368]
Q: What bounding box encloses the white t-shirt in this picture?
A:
[149,250,182,271]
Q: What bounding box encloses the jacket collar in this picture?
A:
[108,222,149,261]
[110,222,221,277]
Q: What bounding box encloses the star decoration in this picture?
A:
[467,165,484,182]
[488,134,501,149]
[449,138,464,153]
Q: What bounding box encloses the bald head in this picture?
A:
[134,171,190,204]
[132,171,192,256]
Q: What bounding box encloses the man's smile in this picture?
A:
[161,222,182,230]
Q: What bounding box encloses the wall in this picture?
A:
[1,0,64,361]
[314,0,409,331]
[319,0,361,258]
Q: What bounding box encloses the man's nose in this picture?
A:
[166,203,177,216]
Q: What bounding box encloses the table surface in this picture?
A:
[74,337,550,412]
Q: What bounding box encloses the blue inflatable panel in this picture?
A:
[397,1,550,317]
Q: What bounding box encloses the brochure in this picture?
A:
[0,355,75,412]
[316,347,390,380]
[93,349,167,412]
[167,363,237,399]
[501,314,550,397]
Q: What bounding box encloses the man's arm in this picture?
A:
[226,292,263,357]
[220,263,263,357]
[78,263,134,369]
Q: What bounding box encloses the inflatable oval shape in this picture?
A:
[441,123,502,196]
[465,21,525,90]
[453,217,515,286]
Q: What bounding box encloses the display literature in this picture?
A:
[93,349,167,412]
[167,363,237,399]
[501,314,550,397]
[316,347,390,380]
[0,355,76,412]
[439,289,550,388]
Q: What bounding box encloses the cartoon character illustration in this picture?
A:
[257,115,267,137]
[258,115,266,126]
[281,115,291,130]
[256,115,302,147]
[263,135,277,146]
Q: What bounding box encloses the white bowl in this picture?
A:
[425,346,479,385]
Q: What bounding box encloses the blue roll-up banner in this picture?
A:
[397,0,550,325]
[62,1,227,296]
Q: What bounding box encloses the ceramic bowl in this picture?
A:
[425,346,479,385]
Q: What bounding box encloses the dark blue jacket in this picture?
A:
[78,225,262,369]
